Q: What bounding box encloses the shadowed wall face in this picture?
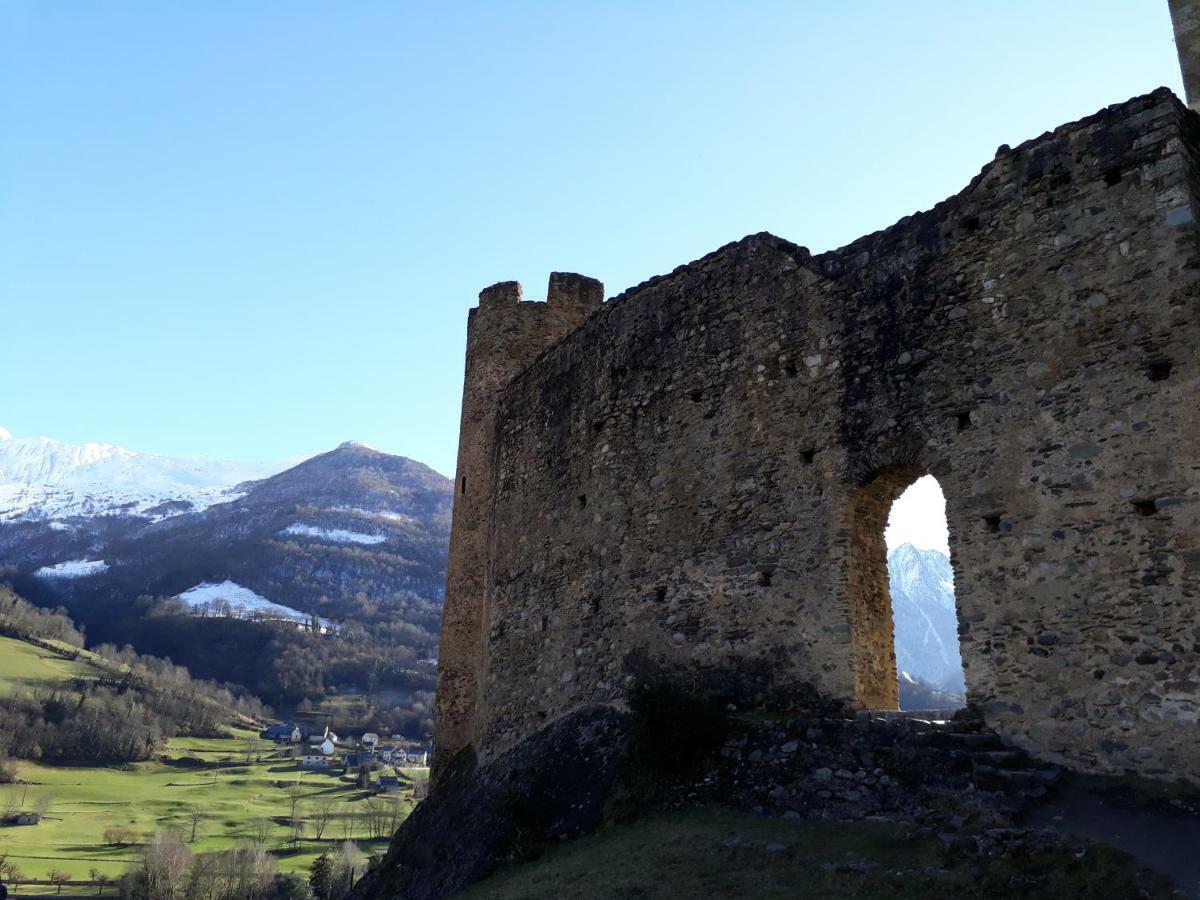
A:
[438,91,1200,785]
[1173,0,1200,111]
[847,465,926,710]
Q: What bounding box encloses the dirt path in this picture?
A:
[1027,783,1200,898]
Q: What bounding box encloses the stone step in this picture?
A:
[929,731,1006,752]
[974,766,1062,791]
[857,708,961,722]
[971,749,1030,769]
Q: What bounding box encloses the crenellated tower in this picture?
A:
[433,272,603,780]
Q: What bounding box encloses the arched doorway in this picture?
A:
[847,466,965,710]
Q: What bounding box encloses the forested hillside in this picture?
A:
[1,439,451,730]
[0,587,266,765]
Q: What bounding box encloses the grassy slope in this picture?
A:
[457,811,1172,900]
[0,636,97,696]
[0,634,421,891]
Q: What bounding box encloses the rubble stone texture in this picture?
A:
[433,88,1200,784]
[1173,0,1200,111]
[434,274,604,764]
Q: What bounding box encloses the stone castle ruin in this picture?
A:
[433,9,1200,786]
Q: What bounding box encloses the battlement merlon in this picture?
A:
[474,272,604,313]
[1173,0,1200,111]
[478,280,523,307]
[547,271,604,309]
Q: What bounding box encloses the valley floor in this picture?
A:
[0,636,424,895]
[2,731,422,892]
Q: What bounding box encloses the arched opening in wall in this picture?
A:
[847,467,965,712]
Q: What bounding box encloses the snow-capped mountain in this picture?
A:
[888,542,966,696]
[0,435,452,612]
[0,427,293,521]
[0,435,453,702]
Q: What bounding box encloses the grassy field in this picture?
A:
[457,810,1173,900]
[0,636,97,697]
[0,635,422,894]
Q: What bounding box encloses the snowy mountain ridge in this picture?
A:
[888,542,957,610]
[0,427,297,521]
[887,542,966,695]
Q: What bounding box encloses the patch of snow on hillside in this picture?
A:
[35,559,109,578]
[282,523,387,545]
[374,511,414,524]
[331,506,415,525]
[177,580,321,624]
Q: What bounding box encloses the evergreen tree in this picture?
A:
[308,854,334,900]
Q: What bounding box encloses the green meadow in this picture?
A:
[0,636,96,697]
[0,635,420,891]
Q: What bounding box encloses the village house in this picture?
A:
[311,736,335,756]
[305,726,337,756]
[344,751,381,771]
[261,722,307,744]
[300,753,332,770]
[375,775,400,794]
[393,748,430,767]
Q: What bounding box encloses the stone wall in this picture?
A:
[1173,0,1200,111]
[438,89,1200,784]
[432,274,603,777]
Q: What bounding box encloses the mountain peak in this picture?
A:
[0,427,12,440]
[336,440,380,452]
[888,541,947,561]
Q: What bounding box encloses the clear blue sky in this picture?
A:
[1,1,1184,477]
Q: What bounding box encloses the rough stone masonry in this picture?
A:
[433,34,1200,785]
[1172,0,1200,112]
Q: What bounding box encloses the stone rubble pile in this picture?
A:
[657,710,1063,833]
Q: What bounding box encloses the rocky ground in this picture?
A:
[671,707,1060,829]
[351,702,1194,899]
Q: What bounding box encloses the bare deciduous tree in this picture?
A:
[4,862,24,888]
[242,735,264,764]
[49,868,71,894]
[334,840,366,896]
[187,807,207,843]
[247,816,272,849]
[311,797,336,841]
[362,798,397,840]
[287,781,304,821]
[142,831,191,900]
[410,772,430,801]
[387,797,404,835]
[183,851,220,900]
[103,824,139,846]
[225,844,276,899]
[89,867,112,895]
